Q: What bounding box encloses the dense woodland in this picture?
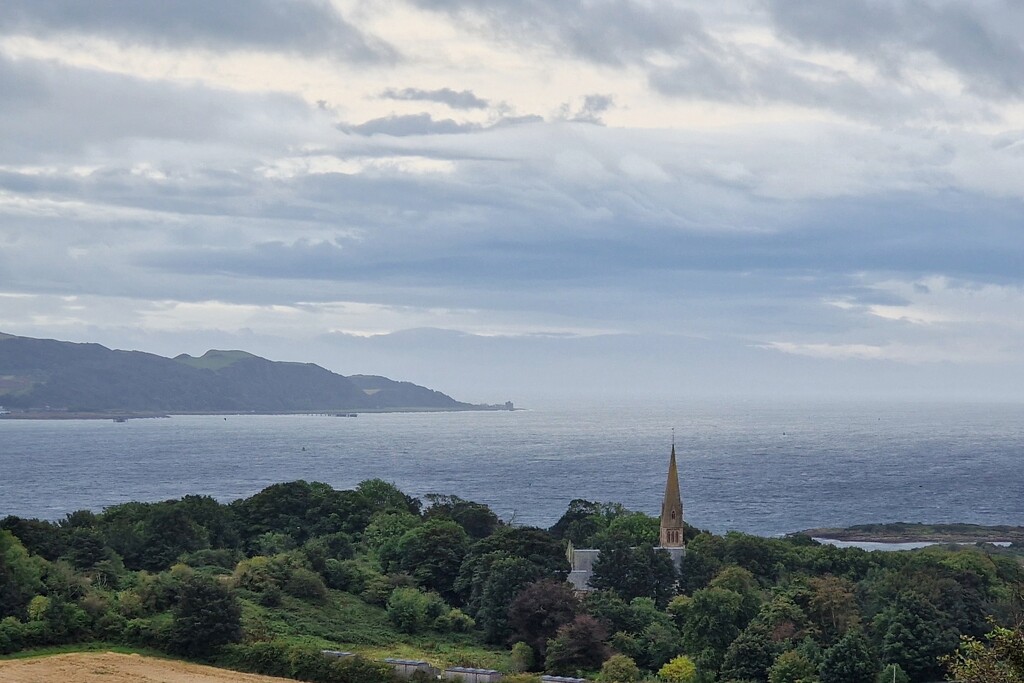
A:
[1,479,1022,683]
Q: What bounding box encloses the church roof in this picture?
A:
[661,444,683,530]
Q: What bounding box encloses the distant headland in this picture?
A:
[0,331,512,418]
[795,521,1024,545]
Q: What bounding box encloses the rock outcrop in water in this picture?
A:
[0,332,489,414]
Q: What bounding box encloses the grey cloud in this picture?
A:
[491,114,545,127]
[410,0,1017,122]
[0,0,395,63]
[408,0,710,66]
[570,94,615,124]
[340,113,482,136]
[765,0,1024,99]
[380,87,489,109]
[0,55,316,163]
[647,45,962,123]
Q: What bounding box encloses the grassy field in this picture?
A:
[0,651,298,683]
[239,591,509,670]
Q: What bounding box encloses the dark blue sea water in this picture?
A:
[1,401,1021,536]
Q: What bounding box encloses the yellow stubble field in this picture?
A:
[0,652,292,683]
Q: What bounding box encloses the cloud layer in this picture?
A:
[1,1,1022,400]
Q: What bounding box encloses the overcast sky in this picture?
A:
[1,0,1023,403]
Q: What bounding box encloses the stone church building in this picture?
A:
[567,444,686,591]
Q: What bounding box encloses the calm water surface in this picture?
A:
[1,401,1021,536]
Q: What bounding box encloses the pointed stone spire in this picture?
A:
[660,441,684,548]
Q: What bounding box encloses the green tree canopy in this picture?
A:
[544,615,610,676]
[590,539,677,607]
[168,575,242,657]
[600,654,640,683]
[819,629,877,683]
[0,530,43,619]
[394,519,470,602]
[508,578,579,658]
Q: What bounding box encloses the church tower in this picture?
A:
[659,443,684,548]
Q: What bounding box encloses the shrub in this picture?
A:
[768,650,818,683]
[324,559,373,593]
[121,616,169,648]
[502,675,543,683]
[221,642,396,683]
[94,611,127,640]
[259,584,283,607]
[601,654,640,683]
[386,587,449,634]
[180,548,243,570]
[435,608,476,633]
[285,567,329,602]
[233,555,282,593]
[362,572,416,606]
[658,655,697,683]
[0,617,24,655]
[115,589,145,618]
[302,533,355,572]
[168,575,242,656]
[544,615,609,675]
[510,641,535,673]
[221,640,292,677]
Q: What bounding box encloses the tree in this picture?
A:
[677,533,724,595]
[455,527,568,609]
[301,531,354,572]
[601,654,640,683]
[476,556,545,644]
[944,623,1024,683]
[872,591,957,681]
[720,622,775,683]
[168,575,242,656]
[510,641,535,673]
[767,650,818,683]
[231,481,377,546]
[550,499,604,546]
[394,519,470,602]
[583,590,637,634]
[0,530,43,619]
[356,479,421,516]
[819,629,876,683]
[672,587,748,672]
[638,618,683,670]
[508,579,579,658]
[386,587,447,634]
[424,494,500,539]
[544,615,609,675]
[593,513,659,548]
[709,565,762,624]
[875,664,909,683]
[753,594,810,647]
[808,575,860,645]
[658,655,698,683]
[723,532,781,583]
[590,539,677,607]
[363,511,420,572]
[0,516,65,561]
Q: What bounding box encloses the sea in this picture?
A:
[1,400,1022,537]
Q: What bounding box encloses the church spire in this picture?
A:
[660,440,684,548]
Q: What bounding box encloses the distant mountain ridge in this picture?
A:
[0,333,489,413]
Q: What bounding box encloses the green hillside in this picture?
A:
[175,350,260,371]
[0,333,477,414]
